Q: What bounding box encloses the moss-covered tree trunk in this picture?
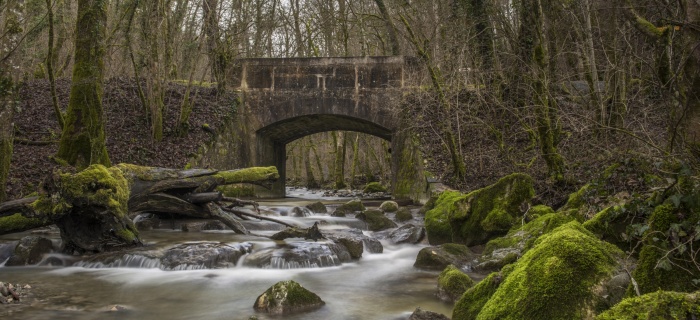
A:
[0,0,24,202]
[332,131,347,189]
[0,164,280,253]
[46,0,65,130]
[56,0,111,169]
[373,0,400,55]
[518,0,565,182]
[143,0,166,141]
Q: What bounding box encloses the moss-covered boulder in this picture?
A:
[464,221,623,319]
[582,205,634,249]
[424,173,534,246]
[379,201,399,212]
[363,182,387,193]
[409,307,451,320]
[453,271,503,320]
[475,212,574,272]
[331,199,365,217]
[437,264,474,302]
[414,243,478,270]
[305,201,327,214]
[596,291,700,320]
[356,209,398,231]
[395,207,413,222]
[5,236,54,266]
[253,280,325,315]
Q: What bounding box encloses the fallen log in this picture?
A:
[0,163,281,253]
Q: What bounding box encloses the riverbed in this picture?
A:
[1,191,457,319]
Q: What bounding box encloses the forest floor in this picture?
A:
[6,78,237,200]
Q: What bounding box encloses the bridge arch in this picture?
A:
[231,56,426,200]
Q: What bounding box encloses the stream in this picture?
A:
[0,189,459,320]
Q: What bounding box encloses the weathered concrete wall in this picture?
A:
[199,56,427,200]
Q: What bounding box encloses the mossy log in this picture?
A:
[0,164,281,253]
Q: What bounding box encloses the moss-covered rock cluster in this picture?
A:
[424,173,535,246]
[596,290,700,319]
[331,199,365,217]
[454,221,624,319]
[356,209,397,231]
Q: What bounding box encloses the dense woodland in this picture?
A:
[1,0,700,317]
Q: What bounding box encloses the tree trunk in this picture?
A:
[0,164,280,253]
[373,0,400,55]
[55,0,111,169]
[0,0,24,202]
[46,0,65,130]
[143,0,166,141]
[203,0,227,91]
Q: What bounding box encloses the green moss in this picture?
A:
[356,209,398,231]
[458,173,534,246]
[425,174,535,246]
[559,183,592,213]
[0,213,48,234]
[419,195,438,215]
[216,166,279,184]
[425,190,465,245]
[527,204,554,220]
[363,182,387,193]
[414,243,476,270]
[438,264,475,301]
[583,205,632,249]
[483,212,574,256]
[254,280,324,314]
[596,291,700,319]
[475,221,623,319]
[395,207,413,222]
[453,272,502,319]
[379,201,399,212]
[631,203,699,295]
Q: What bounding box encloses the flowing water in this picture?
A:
[0,190,460,320]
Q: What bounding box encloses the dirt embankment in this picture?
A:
[6,78,237,200]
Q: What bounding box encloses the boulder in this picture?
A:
[414,243,478,270]
[452,271,503,320]
[395,207,413,222]
[324,228,384,258]
[379,201,399,213]
[181,220,227,232]
[389,224,425,244]
[243,242,352,268]
[253,280,325,315]
[408,307,451,320]
[305,202,327,214]
[5,236,54,266]
[437,264,474,302]
[160,242,252,270]
[455,221,624,319]
[425,173,534,246]
[356,209,397,231]
[596,291,700,319]
[290,206,313,217]
[474,212,573,272]
[331,199,365,217]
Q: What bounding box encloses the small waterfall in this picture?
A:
[264,254,342,269]
[74,254,163,269]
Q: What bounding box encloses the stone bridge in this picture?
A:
[211,56,426,199]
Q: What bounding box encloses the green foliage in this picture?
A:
[596,291,700,320]
[438,264,474,301]
[473,221,623,319]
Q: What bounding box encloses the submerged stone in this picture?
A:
[409,307,451,320]
[253,280,325,315]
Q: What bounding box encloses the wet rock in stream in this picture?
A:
[243,241,352,269]
[254,280,325,315]
[5,236,55,266]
